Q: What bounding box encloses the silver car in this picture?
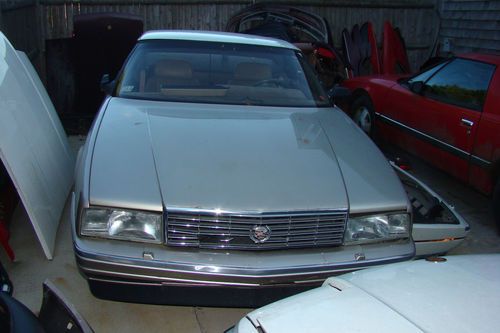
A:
[72,31,414,306]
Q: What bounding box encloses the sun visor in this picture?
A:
[0,32,74,259]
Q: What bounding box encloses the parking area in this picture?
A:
[1,137,499,333]
[1,2,499,332]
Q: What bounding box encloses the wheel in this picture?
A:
[351,94,375,136]
[493,179,500,234]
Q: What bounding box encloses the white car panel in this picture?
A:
[140,30,298,50]
[245,281,421,333]
[0,32,74,259]
[234,254,500,333]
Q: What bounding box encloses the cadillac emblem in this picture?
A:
[250,225,271,243]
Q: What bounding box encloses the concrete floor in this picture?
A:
[2,142,500,332]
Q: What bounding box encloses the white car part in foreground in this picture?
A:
[0,32,74,259]
[231,254,500,333]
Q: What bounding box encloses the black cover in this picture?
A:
[0,292,45,333]
[39,281,93,333]
[226,4,331,44]
[342,23,375,77]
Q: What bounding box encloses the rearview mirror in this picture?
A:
[408,81,424,95]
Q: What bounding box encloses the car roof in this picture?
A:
[139,30,299,50]
[459,53,500,66]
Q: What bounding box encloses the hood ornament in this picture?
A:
[250,225,271,243]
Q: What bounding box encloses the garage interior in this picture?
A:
[0,0,499,332]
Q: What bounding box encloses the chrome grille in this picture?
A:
[166,210,347,250]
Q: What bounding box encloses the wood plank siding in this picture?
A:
[438,0,500,54]
[2,1,499,71]
[1,0,498,120]
[0,1,41,60]
[37,0,439,70]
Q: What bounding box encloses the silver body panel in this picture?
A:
[88,98,408,214]
[73,31,413,294]
[73,96,413,288]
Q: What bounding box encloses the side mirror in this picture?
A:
[408,80,424,95]
[100,74,114,95]
[327,86,351,105]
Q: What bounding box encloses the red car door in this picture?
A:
[380,58,495,183]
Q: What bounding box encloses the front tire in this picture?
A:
[351,95,375,137]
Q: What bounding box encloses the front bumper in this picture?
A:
[71,192,415,306]
[75,243,414,287]
[74,237,414,306]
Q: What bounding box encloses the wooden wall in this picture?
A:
[3,0,499,75]
[0,1,41,61]
[438,0,500,54]
[3,0,498,120]
[39,0,439,70]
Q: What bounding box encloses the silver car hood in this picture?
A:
[90,98,406,213]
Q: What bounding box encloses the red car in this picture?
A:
[342,54,500,227]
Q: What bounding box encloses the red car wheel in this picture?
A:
[351,95,375,137]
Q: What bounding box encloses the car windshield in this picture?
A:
[116,39,330,107]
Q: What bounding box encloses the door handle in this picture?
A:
[461,118,474,127]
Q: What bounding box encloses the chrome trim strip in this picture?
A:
[85,267,260,287]
[414,237,465,243]
[88,276,326,288]
[165,209,348,250]
[89,277,162,287]
[378,113,492,168]
[74,244,414,286]
[470,155,492,168]
[376,112,470,160]
[165,206,349,217]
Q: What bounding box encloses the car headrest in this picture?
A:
[234,62,272,82]
[154,60,193,79]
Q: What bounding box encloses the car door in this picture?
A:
[383,58,495,183]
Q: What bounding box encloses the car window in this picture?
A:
[407,61,448,85]
[422,58,495,111]
[115,40,330,107]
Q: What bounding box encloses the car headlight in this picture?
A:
[344,213,410,244]
[80,208,163,244]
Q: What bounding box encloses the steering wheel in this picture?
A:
[252,78,286,88]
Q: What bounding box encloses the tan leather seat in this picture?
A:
[231,62,272,86]
[145,60,198,91]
